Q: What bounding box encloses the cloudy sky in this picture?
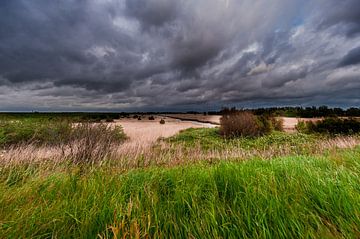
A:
[0,0,359,111]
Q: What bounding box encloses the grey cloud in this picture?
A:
[125,0,178,29]
[338,46,360,67]
[317,0,360,37]
[0,0,359,111]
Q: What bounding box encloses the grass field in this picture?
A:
[1,148,359,238]
[1,114,360,238]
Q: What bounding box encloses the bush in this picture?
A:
[220,112,272,138]
[160,119,166,124]
[64,123,127,165]
[270,117,284,131]
[298,117,360,135]
[0,119,73,147]
[148,116,155,120]
[137,116,142,120]
[105,118,114,123]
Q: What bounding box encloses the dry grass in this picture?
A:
[2,133,360,171]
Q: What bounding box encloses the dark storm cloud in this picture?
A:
[338,46,360,67]
[317,0,360,37]
[0,0,359,111]
[125,0,178,29]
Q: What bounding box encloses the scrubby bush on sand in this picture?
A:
[220,111,274,138]
[160,119,166,124]
[148,116,155,120]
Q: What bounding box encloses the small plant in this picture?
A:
[160,119,165,124]
[148,116,155,120]
[137,116,142,120]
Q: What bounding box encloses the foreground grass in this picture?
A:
[1,148,360,238]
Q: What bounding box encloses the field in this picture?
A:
[1,113,360,238]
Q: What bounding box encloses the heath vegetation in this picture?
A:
[0,112,360,238]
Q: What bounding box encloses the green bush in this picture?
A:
[0,119,72,147]
[0,119,127,150]
[297,118,360,135]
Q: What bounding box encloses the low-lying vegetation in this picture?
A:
[1,113,360,238]
[297,117,360,135]
[0,119,73,147]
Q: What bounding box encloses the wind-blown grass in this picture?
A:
[1,147,360,238]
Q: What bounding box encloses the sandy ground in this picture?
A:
[115,116,217,148]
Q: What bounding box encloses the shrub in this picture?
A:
[64,123,127,165]
[137,116,142,120]
[105,117,114,123]
[148,116,155,120]
[220,111,272,138]
[295,121,308,133]
[270,117,284,131]
[160,119,166,124]
[0,119,73,147]
[298,117,360,135]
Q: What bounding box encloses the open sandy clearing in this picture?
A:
[115,117,216,148]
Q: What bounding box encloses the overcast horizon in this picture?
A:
[1,0,359,111]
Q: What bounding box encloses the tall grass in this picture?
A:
[1,148,359,238]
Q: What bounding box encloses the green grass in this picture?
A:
[0,118,126,148]
[167,128,319,151]
[1,148,360,238]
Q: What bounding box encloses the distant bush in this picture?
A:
[148,116,155,120]
[105,118,114,123]
[133,115,138,119]
[220,112,272,138]
[160,119,165,124]
[137,116,142,120]
[270,117,284,131]
[297,118,360,135]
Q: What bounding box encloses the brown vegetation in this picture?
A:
[220,111,271,138]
